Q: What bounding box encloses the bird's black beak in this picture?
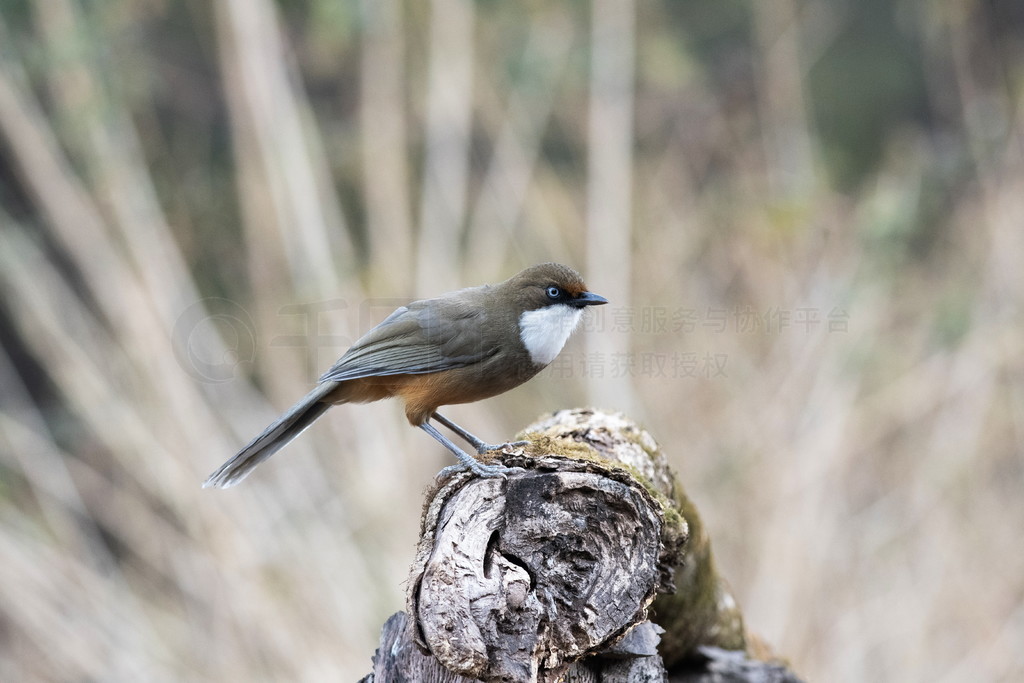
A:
[570,291,609,308]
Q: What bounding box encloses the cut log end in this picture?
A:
[408,456,677,682]
[363,409,801,683]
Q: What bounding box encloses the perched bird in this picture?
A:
[203,263,607,487]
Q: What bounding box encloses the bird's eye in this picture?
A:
[546,286,561,300]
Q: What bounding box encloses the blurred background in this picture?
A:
[0,0,1022,680]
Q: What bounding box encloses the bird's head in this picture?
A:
[500,263,608,365]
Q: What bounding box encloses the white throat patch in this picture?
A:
[519,304,583,365]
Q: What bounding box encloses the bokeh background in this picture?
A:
[1,0,1022,681]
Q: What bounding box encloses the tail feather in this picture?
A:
[203,383,337,488]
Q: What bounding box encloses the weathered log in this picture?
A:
[361,613,673,683]
[668,646,804,683]
[362,409,800,683]
[405,447,683,681]
[522,409,745,667]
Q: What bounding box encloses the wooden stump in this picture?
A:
[407,455,679,682]
[361,409,802,683]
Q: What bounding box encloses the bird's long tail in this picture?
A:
[203,382,338,488]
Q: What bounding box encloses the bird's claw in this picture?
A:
[437,461,526,480]
[474,439,530,455]
[475,463,526,479]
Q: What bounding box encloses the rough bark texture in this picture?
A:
[668,647,804,683]
[362,409,802,683]
[406,450,681,681]
[522,409,746,667]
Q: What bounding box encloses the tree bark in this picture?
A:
[361,409,802,683]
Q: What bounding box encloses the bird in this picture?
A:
[203,263,607,488]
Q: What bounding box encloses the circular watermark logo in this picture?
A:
[172,298,257,383]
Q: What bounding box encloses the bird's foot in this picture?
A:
[429,414,531,456]
[473,439,530,455]
[437,460,525,480]
[421,419,528,479]
[447,443,526,478]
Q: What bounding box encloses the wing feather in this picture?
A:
[318,293,495,383]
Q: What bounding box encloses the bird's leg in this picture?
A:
[419,422,512,478]
[431,412,530,455]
